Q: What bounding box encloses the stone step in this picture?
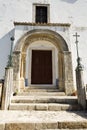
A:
[9,103,81,111]
[0,110,87,130]
[42,128,87,130]
[23,87,61,92]
[24,86,57,89]
[17,92,65,96]
[11,96,78,104]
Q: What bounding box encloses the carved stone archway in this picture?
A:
[13,29,74,95]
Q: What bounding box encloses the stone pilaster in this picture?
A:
[1,67,13,110]
[20,53,26,91]
[12,51,21,92]
[64,52,74,95]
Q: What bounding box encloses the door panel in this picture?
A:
[31,50,52,84]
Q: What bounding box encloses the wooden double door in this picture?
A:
[31,50,52,84]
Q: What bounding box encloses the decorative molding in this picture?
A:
[14,22,71,27]
[14,29,69,53]
[22,34,60,52]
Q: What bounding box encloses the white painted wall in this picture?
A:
[0,0,87,87]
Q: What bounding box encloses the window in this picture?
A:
[33,4,50,23]
[36,6,47,23]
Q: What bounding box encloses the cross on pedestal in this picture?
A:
[73,33,86,110]
[73,32,81,67]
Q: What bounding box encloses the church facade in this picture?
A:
[0,0,87,95]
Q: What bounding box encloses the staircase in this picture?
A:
[7,87,87,129]
[9,88,80,111]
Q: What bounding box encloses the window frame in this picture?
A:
[33,3,50,23]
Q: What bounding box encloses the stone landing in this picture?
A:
[0,111,87,130]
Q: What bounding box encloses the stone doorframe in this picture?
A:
[13,29,74,95]
[26,41,58,87]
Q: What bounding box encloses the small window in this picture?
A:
[36,6,47,23]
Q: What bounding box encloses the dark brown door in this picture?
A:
[31,50,52,84]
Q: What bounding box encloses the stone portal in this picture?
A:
[13,29,74,95]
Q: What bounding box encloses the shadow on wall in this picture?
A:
[61,0,78,4]
[0,29,14,79]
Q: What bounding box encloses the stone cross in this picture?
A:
[73,32,80,59]
[73,32,81,67]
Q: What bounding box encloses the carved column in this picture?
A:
[64,52,75,95]
[20,58,23,78]
[12,51,21,92]
[58,51,65,91]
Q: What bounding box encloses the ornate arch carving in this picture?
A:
[14,29,69,53]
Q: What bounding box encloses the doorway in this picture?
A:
[31,50,52,84]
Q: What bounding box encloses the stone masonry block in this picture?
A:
[35,104,48,110]
[48,104,61,111]
[0,124,5,130]
[35,122,58,129]
[5,123,35,130]
[58,121,87,129]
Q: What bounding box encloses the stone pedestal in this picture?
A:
[58,52,74,95]
[64,52,75,95]
[1,67,13,110]
[76,65,86,110]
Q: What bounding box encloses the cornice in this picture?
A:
[14,22,70,27]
